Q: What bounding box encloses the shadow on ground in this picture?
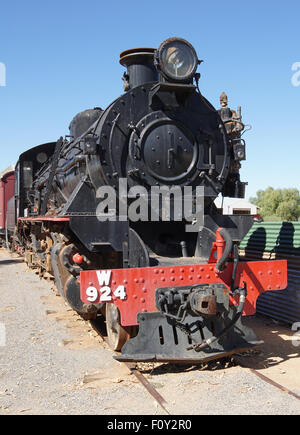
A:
[0,258,23,265]
[235,315,300,370]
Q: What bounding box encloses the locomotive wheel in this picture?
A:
[105,303,131,351]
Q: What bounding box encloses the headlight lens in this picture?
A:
[157,38,198,81]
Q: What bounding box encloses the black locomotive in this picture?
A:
[12,37,287,363]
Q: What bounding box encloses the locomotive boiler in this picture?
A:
[14,37,287,363]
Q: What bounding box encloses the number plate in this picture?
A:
[86,270,126,303]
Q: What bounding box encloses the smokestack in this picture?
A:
[119,47,158,90]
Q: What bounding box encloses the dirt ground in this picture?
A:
[0,249,299,415]
[236,316,300,394]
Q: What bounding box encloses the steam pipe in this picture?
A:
[215,227,232,273]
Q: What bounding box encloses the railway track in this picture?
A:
[3,249,299,412]
[89,317,170,414]
[1,249,170,414]
[89,315,300,412]
[234,359,300,402]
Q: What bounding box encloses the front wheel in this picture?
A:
[105,303,135,351]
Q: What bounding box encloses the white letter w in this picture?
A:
[96,270,111,286]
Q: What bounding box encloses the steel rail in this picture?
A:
[249,367,300,401]
[89,319,170,414]
[125,362,170,414]
[235,359,300,401]
[7,246,298,410]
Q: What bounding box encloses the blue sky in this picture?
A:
[0,0,299,199]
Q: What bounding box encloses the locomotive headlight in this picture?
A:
[156,37,198,82]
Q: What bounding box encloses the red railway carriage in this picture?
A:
[0,166,15,244]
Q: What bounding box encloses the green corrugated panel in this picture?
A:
[240,222,300,255]
[240,222,300,323]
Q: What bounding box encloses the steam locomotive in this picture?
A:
[11,37,287,363]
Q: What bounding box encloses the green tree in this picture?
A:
[250,187,300,221]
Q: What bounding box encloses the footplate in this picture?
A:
[114,311,262,363]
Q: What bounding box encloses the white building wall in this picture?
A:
[214,197,258,215]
